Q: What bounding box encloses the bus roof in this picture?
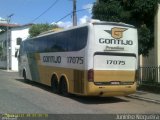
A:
[28,20,135,40]
[88,19,135,28]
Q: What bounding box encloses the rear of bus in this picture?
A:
[86,22,138,96]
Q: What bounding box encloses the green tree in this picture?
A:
[92,0,131,22]
[92,0,160,56]
[29,23,58,38]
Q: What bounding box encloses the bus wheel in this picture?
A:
[51,76,59,93]
[59,78,69,97]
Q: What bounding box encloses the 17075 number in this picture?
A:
[67,57,84,64]
[106,60,125,65]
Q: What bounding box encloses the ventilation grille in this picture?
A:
[73,70,84,93]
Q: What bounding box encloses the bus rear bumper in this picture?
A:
[86,82,136,97]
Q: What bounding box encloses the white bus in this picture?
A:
[18,21,138,96]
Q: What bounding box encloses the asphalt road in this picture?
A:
[0,70,160,119]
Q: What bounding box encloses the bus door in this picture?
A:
[27,53,40,82]
[27,39,40,82]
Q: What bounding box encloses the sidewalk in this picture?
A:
[127,91,160,104]
[1,69,18,72]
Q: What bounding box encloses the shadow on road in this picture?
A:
[15,78,129,104]
[69,96,129,104]
[15,78,51,92]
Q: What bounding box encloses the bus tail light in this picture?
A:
[88,69,94,82]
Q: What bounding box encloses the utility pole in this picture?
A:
[6,14,14,71]
[73,0,77,26]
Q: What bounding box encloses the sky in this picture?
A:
[0,0,96,28]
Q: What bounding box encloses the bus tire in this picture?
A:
[59,77,69,97]
[51,75,59,93]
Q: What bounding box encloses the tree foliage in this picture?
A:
[92,0,160,56]
[29,23,58,38]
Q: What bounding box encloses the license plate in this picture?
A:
[111,81,120,85]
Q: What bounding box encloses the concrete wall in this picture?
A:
[140,48,156,67]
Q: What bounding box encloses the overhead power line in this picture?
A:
[55,8,91,24]
[31,0,59,23]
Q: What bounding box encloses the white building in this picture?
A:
[0,24,32,71]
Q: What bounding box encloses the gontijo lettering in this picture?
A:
[99,38,133,45]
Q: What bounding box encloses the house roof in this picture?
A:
[12,23,33,29]
[0,23,20,27]
[0,23,33,33]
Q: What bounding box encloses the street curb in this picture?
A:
[126,95,160,104]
